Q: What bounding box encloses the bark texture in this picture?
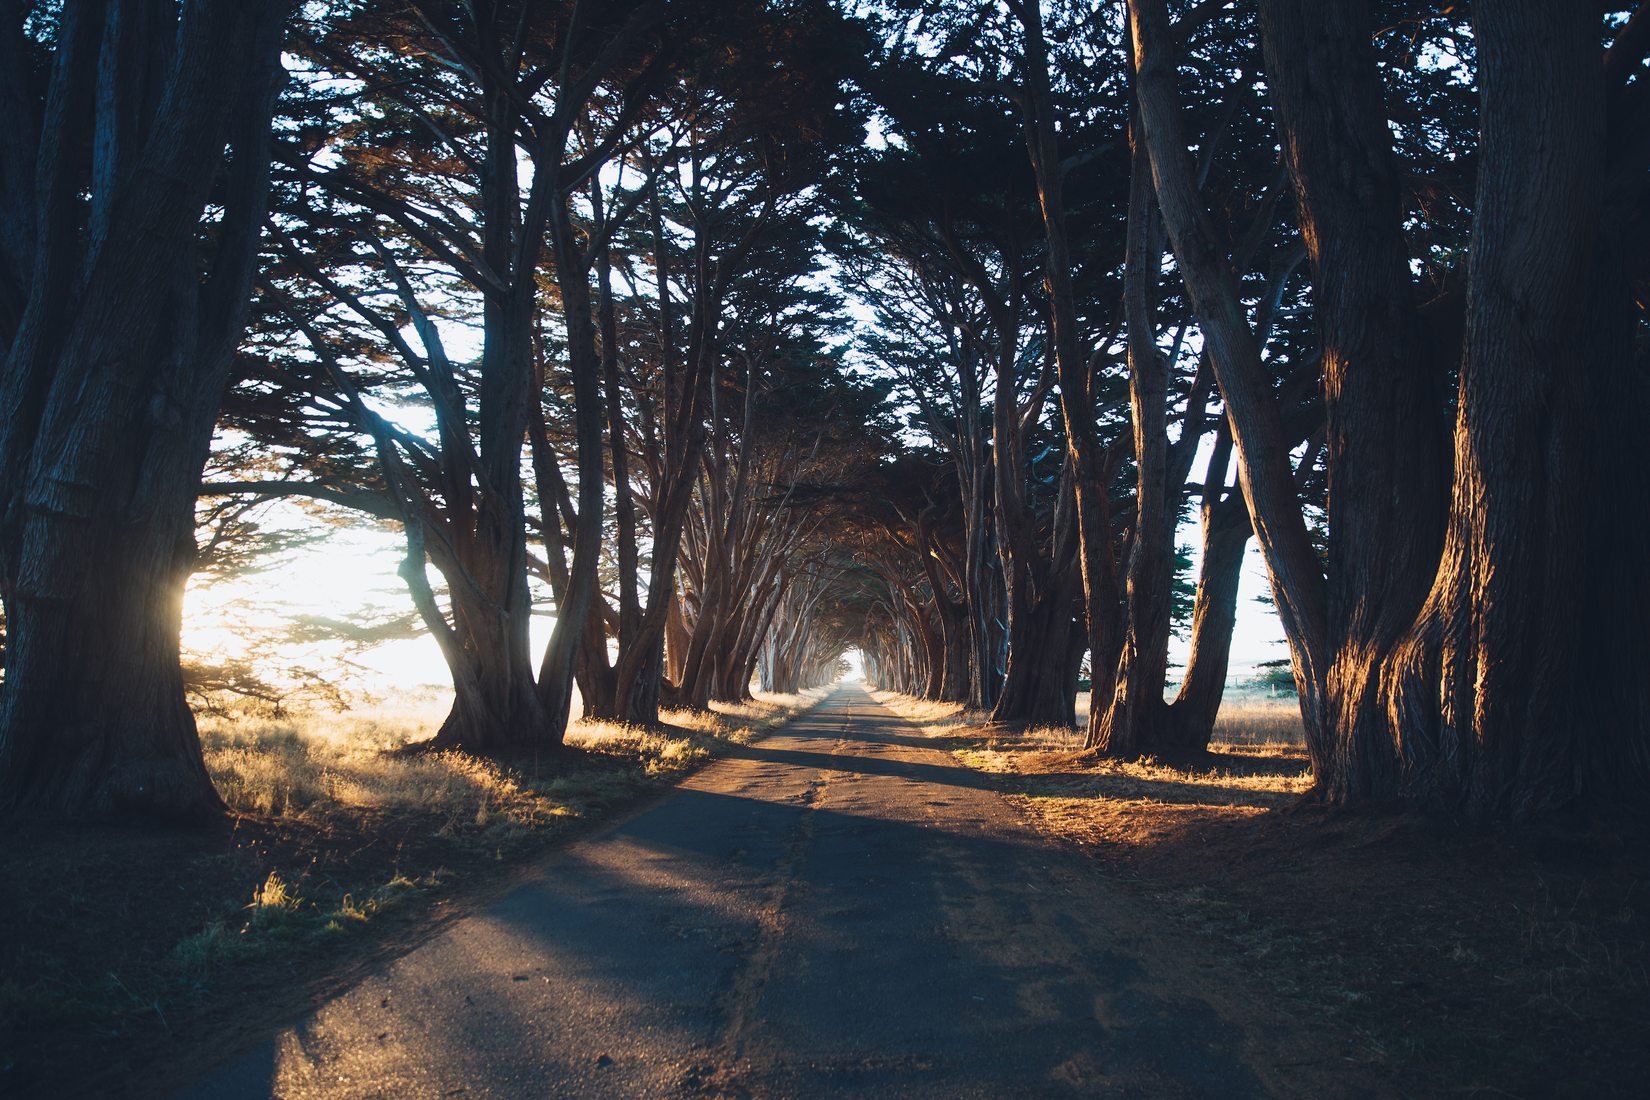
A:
[1257,0,1449,802]
[1015,0,1123,742]
[1386,1,1650,818]
[1093,136,1173,756]
[0,0,292,822]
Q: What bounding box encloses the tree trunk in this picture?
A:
[0,1,291,822]
[678,560,727,709]
[621,637,667,722]
[937,600,972,704]
[434,643,548,752]
[1163,487,1251,751]
[1128,0,1331,768]
[1016,0,1123,745]
[1094,135,1174,756]
[609,160,727,726]
[536,174,609,742]
[964,486,1001,711]
[422,526,548,751]
[912,510,972,704]
[664,590,691,689]
[914,600,945,701]
[1257,0,1449,801]
[573,599,618,722]
[0,468,217,821]
[1386,1,1650,819]
[991,561,1081,727]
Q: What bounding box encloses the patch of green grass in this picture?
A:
[171,921,242,975]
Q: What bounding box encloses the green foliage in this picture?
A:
[1245,659,1298,697]
[1171,542,1197,639]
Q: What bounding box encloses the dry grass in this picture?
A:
[0,686,832,1097]
[872,688,1308,760]
[200,688,829,836]
[186,689,833,987]
[704,690,827,729]
[201,719,538,826]
[866,693,974,739]
[876,690,1305,745]
[1208,695,1307,745]
[870,688,1313,852]
[1069,689,1306,745]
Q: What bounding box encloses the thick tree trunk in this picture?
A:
[937,601,972,704]
[1257,0,1449,801]
[573,600,618,722]
[0,1,290,822]
[664,590,691,689]
[425,537,548,751]
[712,567,780,704]
[0,472,217,821]
[1386,1,1650,819]
[985,338,1077,728]
[912,511,972,704]
[434,647,547,753]
[608,490,697,721]
[1016,0,1123,745]
[991,563,1081,728]
[915,601,945,700]
[622,637,667,722]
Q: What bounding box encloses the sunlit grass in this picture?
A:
[248,870,302,928]
[199,717,536,824]
[164,685,835,989]
[867,693,975,740]
[198,687,831,830]
[701,690,829,732]
[566,719,710,772]
[871,688,1313,805]
[873,688,1306,750]
[1209,697,1306,745]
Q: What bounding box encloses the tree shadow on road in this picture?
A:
[178,775,1271,1099]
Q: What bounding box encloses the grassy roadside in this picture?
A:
[0,688,828,1098]
[874,691,1650,1100]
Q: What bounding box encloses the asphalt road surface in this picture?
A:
[178,684,1276,1099]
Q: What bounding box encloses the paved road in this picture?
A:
[180,685,1272,1098]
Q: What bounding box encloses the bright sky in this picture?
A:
[1165,429,1292,682]
[184,510,459,698]
[1169,541,1289,677]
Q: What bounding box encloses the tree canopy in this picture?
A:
[0,0,1646,826]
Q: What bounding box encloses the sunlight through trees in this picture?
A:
[0,0,1645,827]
